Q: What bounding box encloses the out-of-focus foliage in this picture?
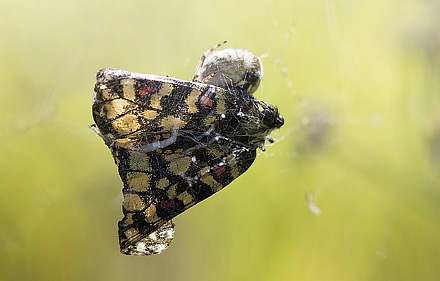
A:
[1,0,440,280]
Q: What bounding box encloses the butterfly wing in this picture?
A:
[92,69,269,255]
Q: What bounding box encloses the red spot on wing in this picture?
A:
[160,200,174,209]
[214,166,226,177]
[138,85,155,98]
[200,95,213,107]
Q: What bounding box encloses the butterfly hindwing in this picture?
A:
[114,137,256,255]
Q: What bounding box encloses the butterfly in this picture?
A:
[91,45,284,255]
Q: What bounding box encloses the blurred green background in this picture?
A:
[2,0,440,280]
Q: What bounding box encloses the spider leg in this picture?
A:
[201,72,216,84]
[192,40,227,82]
